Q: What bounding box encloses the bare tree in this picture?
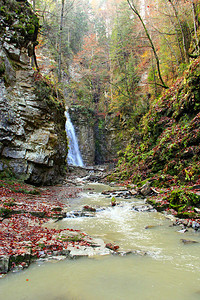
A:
[189,0,200,57]
[127,0,168,89]
[168,0,189,63]
[58,0,65,82]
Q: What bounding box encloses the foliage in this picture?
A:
[33,72,65,110]
[0,0,39,47]
[110,58,200,186]
[35,0,90,77]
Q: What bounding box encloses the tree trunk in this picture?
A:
[58,0,65,82]
[191,0,199,54]
[168,0,189,63]
[127,0,168,89]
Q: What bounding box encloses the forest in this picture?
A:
[31,0,200,184]
[0,0,200,288]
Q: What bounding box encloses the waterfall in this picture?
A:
[65,111,84,167]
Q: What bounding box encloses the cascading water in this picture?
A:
[65,110,84,167]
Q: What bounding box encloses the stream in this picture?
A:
[0,182,200,300]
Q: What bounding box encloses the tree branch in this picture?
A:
[127,0,168,89]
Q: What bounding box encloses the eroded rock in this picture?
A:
[0,1,67,185]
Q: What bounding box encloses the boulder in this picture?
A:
[0,256,9,274]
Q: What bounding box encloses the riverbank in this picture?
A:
[0,178,113,277]
[141,183,200,230]
[1,172,200,277]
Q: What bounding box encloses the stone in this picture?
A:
[132,205,155,212]
[83,205,96,212]
[145,225,157,229]
[0,256,9,274]
[3,42,20,61]
[180,239,198,244]
[105,243,119,251]
[139,182,152,196]
[2,148,26,159]
[0,15,67,185]
[192,221,200,230]
[25,152,49,165]
[177,228,188,233]
[194,207,200,213]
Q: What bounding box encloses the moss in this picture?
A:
[34,73,65,111]
[176,211,199,219]
[51,207,62,212]
[0,207,13,217]
[164,189,200,212]
[30,211,47,218]
[0,0,39,47]
[3,201,16,207]
[111,58,200,186]
[0,60,5,75]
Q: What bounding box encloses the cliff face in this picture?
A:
[0,0,68,185]
[69,106,95,166]
[69,106,125,166]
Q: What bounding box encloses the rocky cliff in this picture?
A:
[0,0,68,185]
[69,106,95,165]
[69,106,125,166]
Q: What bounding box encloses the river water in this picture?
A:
[0,183,200,300]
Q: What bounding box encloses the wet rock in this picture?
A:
[129,189,138,196]
[145,225,157,229]
[177,228,188,233]
[87,174,100,182]
[139,182,152,196]
[194,207,200,213]
[81,212,95,218]
[102,189,133,199]
[66,210,95,218]
[180,239,198,244]
[132,205,155,212]
[111,196,117,206]
[83,205,96,212]
[0,256,9,274]
[115,250,148,256]
[192,221,200,231]
[105,243,119,251]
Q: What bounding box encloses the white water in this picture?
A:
[65,111,84,167]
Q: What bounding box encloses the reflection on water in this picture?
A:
[0,183,200,300]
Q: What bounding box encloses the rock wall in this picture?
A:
[0,0,68,185]
[69,107,95,166]
[69,106,125,166]
[95,114,128,164]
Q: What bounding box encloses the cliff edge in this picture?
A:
[0,0,68,185]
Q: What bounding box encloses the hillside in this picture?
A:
[110,58,200,187]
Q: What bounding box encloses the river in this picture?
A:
[0,183,200,300]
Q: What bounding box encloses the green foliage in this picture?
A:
[0,207,12,217]
[168,189,199,206]
[111,58,200,186]
[34,72,65,110]
[0,0,39,47]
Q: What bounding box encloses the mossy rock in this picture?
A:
[176,211,198,219]
[0,59,5,75]
[0,207,13,217]
[30,211,47,218]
